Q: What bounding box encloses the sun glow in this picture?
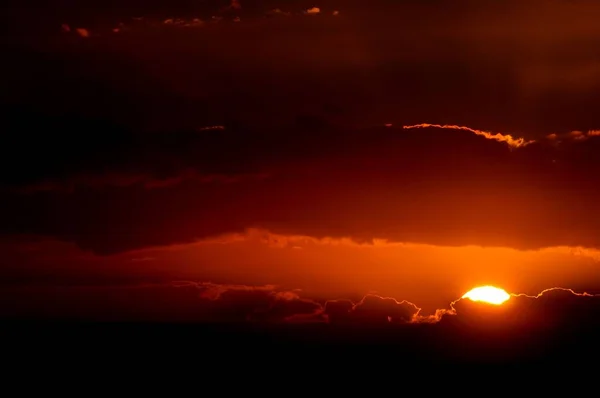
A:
[462,286,511,305]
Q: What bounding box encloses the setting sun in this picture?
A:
[462,286,511,305]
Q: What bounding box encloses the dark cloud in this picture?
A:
[189,282,324,322]
[0,282,324,322]
[440,288,600,331]
[324,295,420,325]
[3,281,600,336]
[323,300,354,323]
[2,122,600,254]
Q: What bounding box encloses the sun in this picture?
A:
[462,286,511,305]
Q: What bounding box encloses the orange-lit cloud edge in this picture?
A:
[193,122,599,149]
[402,123,600,148]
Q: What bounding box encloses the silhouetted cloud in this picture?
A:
[3,281,599,332]
[439,287,600,330]
[173,282,324,322]
[0,282,324,322]
[322,286,600,331]
[324,295,420,325]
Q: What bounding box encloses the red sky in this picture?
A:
[2,0,600,324]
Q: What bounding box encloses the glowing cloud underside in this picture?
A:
[462,286,511,305]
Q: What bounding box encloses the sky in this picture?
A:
[2,0,600,328]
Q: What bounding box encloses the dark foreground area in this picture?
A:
[3,320,599,371]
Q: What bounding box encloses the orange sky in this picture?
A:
[3,228,599,316]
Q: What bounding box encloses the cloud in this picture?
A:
[547,129,600,143]
[3,281,599,334]
[47,3,348,38]
[173,282,324,322]
[75,28,89,38]
[6,170,269,194]
[439,287,600,330]
[0,279,437,325]
[2,121,600,254]
[318,286,600,331]
[0,281,325,322]
[402,124,534,148]
[324,295,420,325]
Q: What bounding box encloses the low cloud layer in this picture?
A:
[2,282,599,333]
[0,282,323,322]
[173,281,323,322]
[324,295,420,324]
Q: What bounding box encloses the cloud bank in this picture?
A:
[2,282,599,332]
[2,122,600,254]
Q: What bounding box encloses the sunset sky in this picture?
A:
[2,0,600,328]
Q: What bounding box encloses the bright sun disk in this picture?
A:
[462,285,511,305]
